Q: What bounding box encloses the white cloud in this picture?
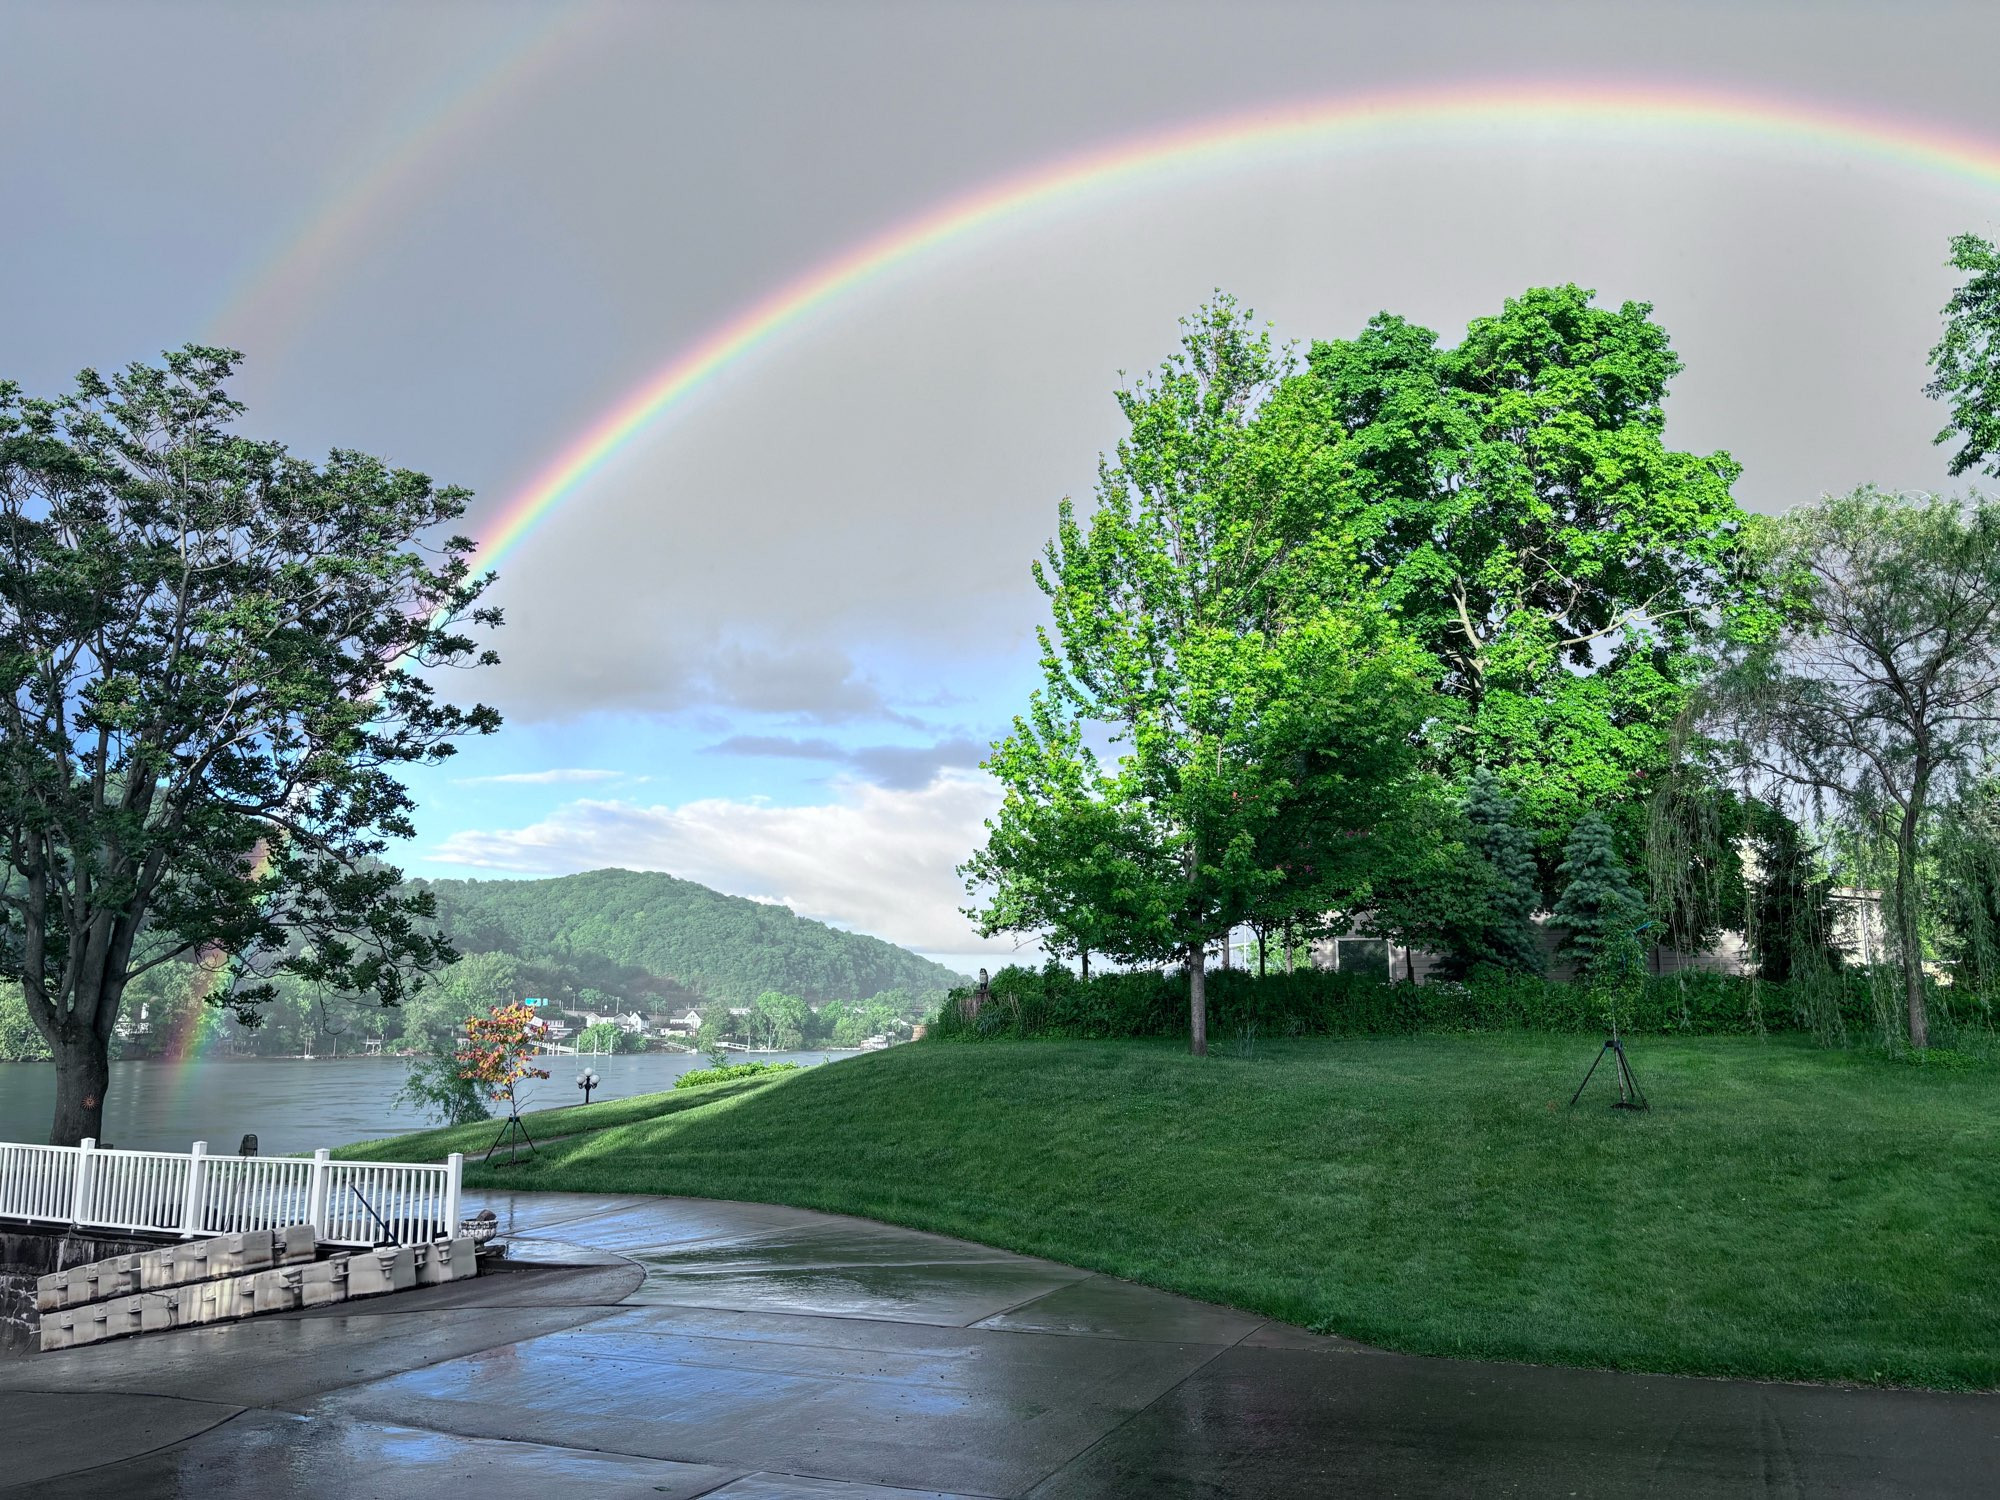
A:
[454,768,625,786]
[428,771,1018,956]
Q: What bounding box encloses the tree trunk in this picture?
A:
[1257,926,1266,979]
[1080,948,1090,980]
[1895,797,1930,1049]
[1187,941,1208,1057]
[1284,918,1294,975]
[50,1033,111,1146]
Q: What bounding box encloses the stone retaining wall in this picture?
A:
[35,1226,477,1352]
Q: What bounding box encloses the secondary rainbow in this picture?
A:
[208,6,608,357]
[473,79,2000,571]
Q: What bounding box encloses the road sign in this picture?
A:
[524,997,548,1007]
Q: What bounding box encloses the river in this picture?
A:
[0,1049,859,1156]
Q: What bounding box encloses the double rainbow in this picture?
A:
[471,81,2000,572]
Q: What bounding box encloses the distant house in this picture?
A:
[662,1008,703,1035]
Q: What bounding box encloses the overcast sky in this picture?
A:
[5,1,1998,970]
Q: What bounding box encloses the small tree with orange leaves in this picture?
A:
[461,1002,550,1119]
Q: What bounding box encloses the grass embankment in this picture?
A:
[343,1035,2000,1389]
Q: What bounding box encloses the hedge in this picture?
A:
[927,963,1903,1043]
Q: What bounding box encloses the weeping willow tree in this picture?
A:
[1705,490,2000,1048]
[1642,753,1753,1025]
[1928,784,2000,1038]
[1644,709,1850,1042]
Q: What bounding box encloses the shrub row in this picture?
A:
[927,963,1898,1043]
[674,1061,802,1089]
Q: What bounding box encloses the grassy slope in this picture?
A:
[346,1035,2000,1389]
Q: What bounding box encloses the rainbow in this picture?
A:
[473,79,2000,571]
[208,6,609,357]
[164,955,230,1064]
[160,841,278,1064]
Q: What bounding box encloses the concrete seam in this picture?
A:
[1009,1341,1239,1498]
[957,1273,1103,1329]
[0,1400,250,1493]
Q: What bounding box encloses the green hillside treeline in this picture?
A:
[418,869,964,1006]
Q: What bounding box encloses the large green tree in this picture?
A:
[0,348,500,1142]
[969,299,1432,1053]
[1292,285,1748,854]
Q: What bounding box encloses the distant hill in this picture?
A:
[415,868,967,1008]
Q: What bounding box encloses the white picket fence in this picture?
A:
[0,1139,462,1248]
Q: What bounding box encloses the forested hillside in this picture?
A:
[418,869,966,1007]
[0,869,965,1062]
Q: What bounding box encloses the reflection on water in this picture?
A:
[0,1050,853,1156]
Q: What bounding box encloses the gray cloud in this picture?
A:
[7,0,1995,737]
[706,733,992,791]
[482,627,916,726]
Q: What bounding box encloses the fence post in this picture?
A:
[443,1153,463,1240]
[180,1140,208,1238]
[70,1137,96,1227]
[308,1149,331,1242]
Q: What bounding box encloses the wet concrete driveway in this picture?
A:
[3,1190,1996,1496]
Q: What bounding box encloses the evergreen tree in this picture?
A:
[1746,809,1836,986]
[1552,815,1645,979]
[1464,772,1544,973]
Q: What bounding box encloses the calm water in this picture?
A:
[0,1049,858,1156]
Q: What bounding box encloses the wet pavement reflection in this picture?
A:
[3,1190,1996,1496]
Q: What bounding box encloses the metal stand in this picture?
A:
[483,1108,537,1164]
[1568,1034,1649,1111]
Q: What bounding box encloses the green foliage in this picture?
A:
[394,1045,490,1128]
[0,981,50,1061]
[0,347,499,1141]
[928,962,1868,1043]
[418,869,960,1008]
[971,286,1752,1021]
[1718,488,2000,1046]
[1297,285,1748,859]
[824,995,903,1046]
[674,1060,801,1090]
[968,296,1435,1041]
[1455,771,1544,974]
[1926,232,2000,477]
[747,990,810,1050]
[1744,808,1838,987]
[1551,815,1646,980]
[576,1020,646,1054]
[396,950,525,1053]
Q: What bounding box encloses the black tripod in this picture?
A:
[484,1106,538,1164]
[1568,1030,1648,1111]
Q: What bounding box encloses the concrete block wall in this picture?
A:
[36,1231,476,1352]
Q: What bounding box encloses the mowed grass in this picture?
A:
[345,1035,2000,1389]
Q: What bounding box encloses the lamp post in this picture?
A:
[576,1068,600,1106]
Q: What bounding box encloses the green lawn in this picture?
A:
[343,1035,2000,1389]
